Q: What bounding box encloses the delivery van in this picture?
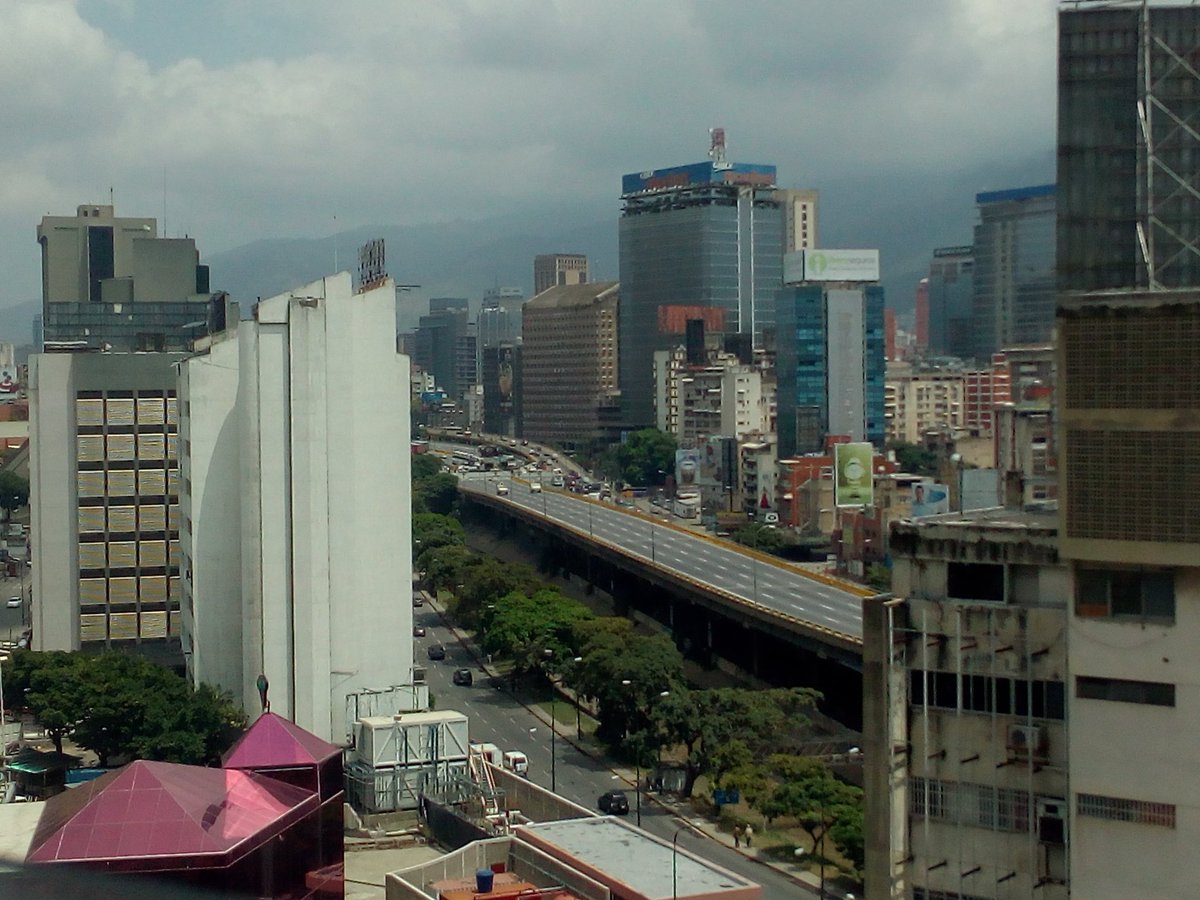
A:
[502,750,529,777]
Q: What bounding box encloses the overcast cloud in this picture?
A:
[1,0,1056,306]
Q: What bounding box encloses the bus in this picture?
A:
[452,450,481,469]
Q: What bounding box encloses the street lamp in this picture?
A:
[544,649,557,794]
[572,656,584,738]
[622,680,670,828]
[671,821,705,899]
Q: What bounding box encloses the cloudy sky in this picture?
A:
[2,0,1057,306]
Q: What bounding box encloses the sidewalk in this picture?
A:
[421,587,845,897]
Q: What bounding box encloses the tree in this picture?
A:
[411,453,443,483]
[479,589,593,671]
[3,650,245,766]
[866,562,892,592]
[658,687,819,798]
[755,754,863,870]
[567,620,686,747]
[455,559,543,626]
[421,544,478,594]
[415,472,460,515]
[0,471,29,517]
[612,429,677,487]
[413,512,465,565]
[732,523,786,555]
[889,441,939,477]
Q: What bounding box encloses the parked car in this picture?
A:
[496,483,510,496]
[427,643,446,661]
[412,594,424,607]
[529,482,543,493]
[6,596,20,609]
[452,668,473,686]
[598,790,629,815]
[413,625,426,637]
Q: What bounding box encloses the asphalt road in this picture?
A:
[411,600,809,898]
[458,471,867,642]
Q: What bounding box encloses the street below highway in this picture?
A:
[411,597,810,897]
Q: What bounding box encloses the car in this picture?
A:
[427,643,446,661]
[598,790,630,815]
[5,597,20,609]
[413,625,426,637]
[496,483,510,496]
[413,594,424,607]
[452,668,473,686]
[529,482,543,493]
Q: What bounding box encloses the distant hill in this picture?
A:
[0,298,39,350]
[205,205,619,332]
[175,150,1058,331]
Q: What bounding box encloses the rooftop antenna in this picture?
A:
[162,167,167,237]
[709,127,727,166]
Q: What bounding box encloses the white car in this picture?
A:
[496,483,510,496]
[6,597,20,608]
[529,482,543,493]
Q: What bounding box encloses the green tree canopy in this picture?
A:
[421,544,479,594]
[889,441,939,477]
[731,523,787,555]
[415,472,461,516]
[2,650,245,765]
[658,687,820,798]
[480,589,593,681]
[455,559,544,626]
[0,471,29,516]
[413,512,466,565]
[612,429,677,487]
[755,754,863,870]
[411,453,444,482]
[567,619,686,747]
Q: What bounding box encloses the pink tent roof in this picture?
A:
[222,712,341,770]
[26,759,317,867]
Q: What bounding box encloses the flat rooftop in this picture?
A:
[897,504,1059,533]
[518,817,758,899]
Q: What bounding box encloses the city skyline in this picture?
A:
[2,1,1056,307]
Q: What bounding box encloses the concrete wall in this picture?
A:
[29,354,78,651]
[182,273,413,742]
[179,331,242,690]
[131,238,198,302]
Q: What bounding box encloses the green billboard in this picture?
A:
[835,442,875,507]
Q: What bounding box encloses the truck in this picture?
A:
[672,493,701,520]
[502,750,529,777]
[471,741,502,766]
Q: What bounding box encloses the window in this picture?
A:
[1078,793,1175,828]
[1076,676,1175,707]
[1076,569,1174,623]
[947,562,1005,602]
[911,669,1065,720]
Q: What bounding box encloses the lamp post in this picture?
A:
[622,680,670,828]
[544,649,557,794]
[572,656,583,738]
[671,821,704,899]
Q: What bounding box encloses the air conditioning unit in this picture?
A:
[1007,724,1048,762]
[1037,798,1066,846]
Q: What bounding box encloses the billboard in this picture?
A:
[911,481,951,517]
[802,249,880,282]
[622,162,777,195]
[675,448,701,490]
[834,442,875,507]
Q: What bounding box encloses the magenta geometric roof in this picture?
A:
[25,759,317,868]
[222,712,341,769]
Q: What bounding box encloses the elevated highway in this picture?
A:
[457,473,875,672]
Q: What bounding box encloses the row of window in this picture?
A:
[78,433,178,463]
[80,609,181,642]
[910,670,1066,721]
[76,396,177,427]
[80,575,180,604]
[78,505,179,534]
[1077,676,1175,707]
[1077,793,1175,828]
[910,776,1036,833]
[1076,569,1174,622]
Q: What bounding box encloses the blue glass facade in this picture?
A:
[619,174,785,428]
[776,283,885,458]
[925,247,975,359]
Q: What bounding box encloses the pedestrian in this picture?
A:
[743,823,754,848]
[733,823,743,848]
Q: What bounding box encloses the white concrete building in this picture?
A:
[179,273,414,743]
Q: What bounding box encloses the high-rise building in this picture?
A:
[973,185,1057,360]
[924,245,975,359]
[617,138,815,427]
[481,343,522,438]
[29,205,219,664]
[521,282,620,449]
[412,305,475,404]
[178,274,415,742]
[914,278,929,352]
[37,204,211,351]
[533,254,588,296]
[776,251,885,457]
[1057,10,1200,895]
